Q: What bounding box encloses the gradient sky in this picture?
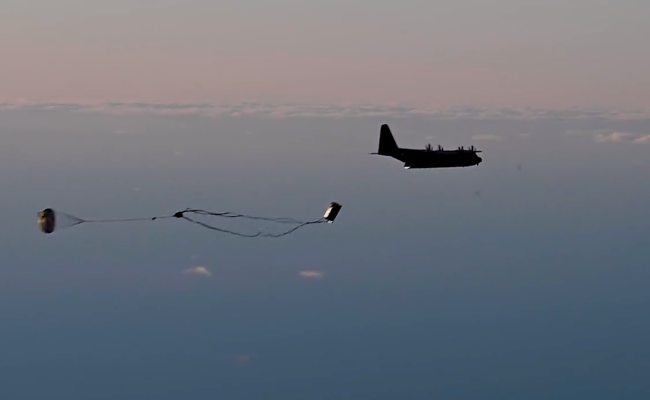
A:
[2,105,650,398]
[2,0,650,107]
[2,2,650,399]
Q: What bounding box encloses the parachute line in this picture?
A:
[184,209,306,224]
[181,215,326,238]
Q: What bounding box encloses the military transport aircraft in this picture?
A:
[370,124,483,169]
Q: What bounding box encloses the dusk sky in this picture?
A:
[2,0,650,107]
[1,1,650,399]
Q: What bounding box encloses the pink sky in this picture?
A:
[2,1,649,109]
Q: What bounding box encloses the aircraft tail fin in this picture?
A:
[377,124,398,155]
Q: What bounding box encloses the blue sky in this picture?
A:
[1,105,649,398]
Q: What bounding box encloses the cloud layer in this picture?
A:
[566,129,650,144]
[596,132,650,144]
[1,101,649,120]
[595,132,636,143]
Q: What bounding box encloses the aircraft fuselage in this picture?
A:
[392,148,482,169]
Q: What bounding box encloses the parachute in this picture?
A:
[38,208,56,233]
[37,202,342,238]
[38,208,87,233]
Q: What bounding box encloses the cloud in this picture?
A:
[299,271,324,279]
[567,129,650,144]
[593,132,650,144]
[183,266,211,277]
[594,132,635,143]
[1,101,649,121]
[472,134,502,141]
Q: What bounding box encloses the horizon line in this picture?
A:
[1,100,650,121]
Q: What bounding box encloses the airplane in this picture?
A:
[370,124,483,169]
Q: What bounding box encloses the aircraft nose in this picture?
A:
[476,156,482,164]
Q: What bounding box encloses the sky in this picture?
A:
[2,1,650,399]
[2,0,650,108]
[2,105,650,399]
